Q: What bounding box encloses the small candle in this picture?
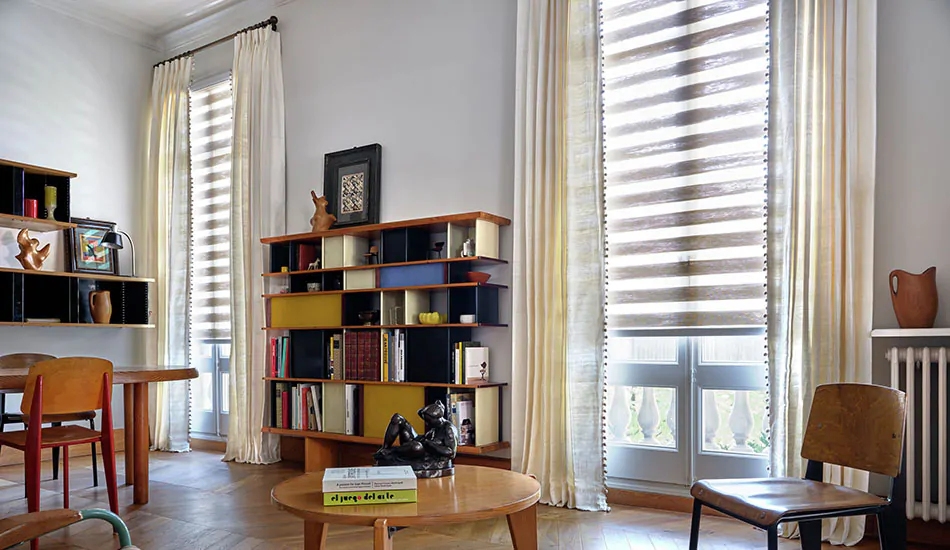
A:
[44,186,57,220]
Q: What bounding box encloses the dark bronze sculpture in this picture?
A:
[374,400,459,478]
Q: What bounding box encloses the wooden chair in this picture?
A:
[0,353,100,488]
[0,357,118,549]
[688,383,907,550]
[0,508,138,549]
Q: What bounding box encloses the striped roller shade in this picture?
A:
[189,78,233,340]
[602,0,770,331]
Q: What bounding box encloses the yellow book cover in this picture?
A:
[323,489,417,506]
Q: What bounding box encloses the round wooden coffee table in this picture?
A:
[271,465,541,549]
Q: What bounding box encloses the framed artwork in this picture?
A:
[324,144,381,227]
[68,218,119,275]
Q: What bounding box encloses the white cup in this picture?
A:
[459,314,476,324]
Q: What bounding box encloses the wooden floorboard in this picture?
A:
[0,450,929,549]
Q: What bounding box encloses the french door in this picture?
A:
[606,333,768,489]
[191,339,230,438]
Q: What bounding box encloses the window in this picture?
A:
[602,0,770,488]
[188,77,233,438]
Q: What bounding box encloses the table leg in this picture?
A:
[123,385,134,486]
[507,504,538,550]
[304,521,328,549]
[132,382,149,504]
[373,519,392,550]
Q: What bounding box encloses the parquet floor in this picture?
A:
[0,450,912,549]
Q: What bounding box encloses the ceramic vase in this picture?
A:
[89,290,112,324]
[889,267,938,328]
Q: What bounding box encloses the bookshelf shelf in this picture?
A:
[264,376,506,389]
[261,426,510,455]
[0,213,77,232]
[261,211,510,471]
[262,256,508,277]
[0,322,155,329]
[0,266,155,284]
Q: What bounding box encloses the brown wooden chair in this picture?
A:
[689,383,907,550]
[0,357,118,550]
[0,353,100,488]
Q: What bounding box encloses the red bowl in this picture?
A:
[466,271,491,284]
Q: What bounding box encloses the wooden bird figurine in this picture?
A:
[309,191,336,232]
[15,228,50,271]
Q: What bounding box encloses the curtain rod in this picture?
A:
[154,15,278,68]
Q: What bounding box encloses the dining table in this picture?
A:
[0,364,198,505]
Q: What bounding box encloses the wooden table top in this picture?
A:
[271,465,540,527]
[0,365,198,391]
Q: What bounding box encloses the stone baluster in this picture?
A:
[638,387,660,445]
[607,386,631,441]
[729,390,754,452]
[666,397,676,440]
[703,392,720,449]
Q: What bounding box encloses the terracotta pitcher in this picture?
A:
[890,267,938,328]
[89,290,112,324]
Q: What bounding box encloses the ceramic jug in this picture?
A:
[889,267,938,328]
[90,290,112,324]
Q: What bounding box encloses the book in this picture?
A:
[345,331,358,380]
[454,393,475,445]
[465,346,490,384]
[344,383,358,435]
[322,465,417,492]
[323,489,417,506]
[296,244,318,271]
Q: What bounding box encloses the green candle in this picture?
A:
[44,186,57,220]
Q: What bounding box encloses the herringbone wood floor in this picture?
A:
[0,450,911,549]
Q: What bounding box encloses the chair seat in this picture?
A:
[0,425,100,451]
[7,411,97,424]
[691,478,888,526]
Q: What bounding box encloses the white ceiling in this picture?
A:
[31,0,251,44]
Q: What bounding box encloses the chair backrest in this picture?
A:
[801,383,906,478]
[21,357,113,416]
[0,353,56,369]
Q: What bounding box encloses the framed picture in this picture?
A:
[324,144,381,227]
[68,218,119,275]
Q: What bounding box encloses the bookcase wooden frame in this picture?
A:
[261,211,511,471]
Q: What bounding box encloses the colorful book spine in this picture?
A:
[345,331,358,380]
[323,489,417,506]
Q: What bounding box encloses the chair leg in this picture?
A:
[800,519,821,550]
[89,418,98,488]
[767,525,779,550]
[51,422,62,481]
[877,511,896,550]
[100,435,118,515]
[61,447,69,509]
[688,499,702,550]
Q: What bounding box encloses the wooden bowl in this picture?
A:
[466,272,491,284]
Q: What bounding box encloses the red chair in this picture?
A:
[0,357,118,549]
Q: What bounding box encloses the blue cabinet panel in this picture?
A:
[379,264,444,288]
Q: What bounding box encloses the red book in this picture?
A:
[269,338,277,377]
[281,390,290,429]
[345,332,359,380]
[301,386,310,430]
[367,331,381,381]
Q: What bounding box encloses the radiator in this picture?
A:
[887,346,949,522]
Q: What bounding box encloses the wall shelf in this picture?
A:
[0,322,155,329]
[261,211,511,244]
[261,426,510,455]
[0,213,77,232]
[0,267,155,284]
[871,328,950,338]
[263,323,508,331]
[263,281,507,298]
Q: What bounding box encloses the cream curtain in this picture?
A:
[224,27,285,464]
[144,57,194,453]
[512,0,607,511]
[768,0,877,544]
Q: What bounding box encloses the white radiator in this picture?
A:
[887,346,949,522]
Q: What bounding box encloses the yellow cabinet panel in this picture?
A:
[271,294,342,328]
[362,385,425,439]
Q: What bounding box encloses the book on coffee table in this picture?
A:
[322,465,417,493]
[323,489,418,506]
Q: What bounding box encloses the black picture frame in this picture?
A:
[67,217,119,276]
[324,144,381,228]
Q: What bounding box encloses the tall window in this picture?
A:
[189,77,233,438]
[602,0,770,488]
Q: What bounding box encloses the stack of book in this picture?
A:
[344,331,381,381]
[322,466,418,506]
[452,342,490,385]
[380,328,406,382]
[273,382,323,431]
[269,336,291,377]
[448,393,476,445]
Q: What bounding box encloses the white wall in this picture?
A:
[0,1,159,424]
[175,0,517,439]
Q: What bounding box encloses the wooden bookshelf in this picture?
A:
[261,211,511,471]
[0,159,154,328]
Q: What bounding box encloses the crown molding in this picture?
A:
[159,0,298,57]
[27,0,162,51]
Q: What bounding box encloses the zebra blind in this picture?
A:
[189,78,233,341]
[602,0,769,331]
